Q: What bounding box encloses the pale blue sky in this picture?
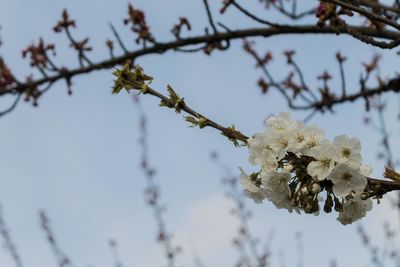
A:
[0,1,399,267]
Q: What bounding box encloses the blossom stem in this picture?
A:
[137,84,249,144]
[119,68,400,197]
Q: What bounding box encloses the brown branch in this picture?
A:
[230,0,280,27]
[309,77,400,111]
[137,84,248,143]
[323,0,400,30]
[271,1,316,20]
[114,64,400,197]
[368,178,400,194]
[351,0,400,15]
[244,41,400,112]
[5,24,400,99]
[202,0,218,34]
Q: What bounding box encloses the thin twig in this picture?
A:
[202,0,218,34]
[109,23,129,54]
[119,69,400,194]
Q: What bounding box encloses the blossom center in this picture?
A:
[308,137,319,148]
[342,147,351,158]
[279,138,288,147]
[275,121,286,131]
[296,133,304,143]
[343,172,353,181]
[321,158,331,169]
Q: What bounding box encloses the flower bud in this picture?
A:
[334,196,343,212]
[311,183,322,194]
[300,186,309,195]
[304,204,313,214]
[324,194,333,213]
[283,163,293,172]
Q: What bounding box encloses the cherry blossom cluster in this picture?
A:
[240,113,374,225]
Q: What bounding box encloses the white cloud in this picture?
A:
[174,194,239,267]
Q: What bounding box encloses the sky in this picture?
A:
[0,1,400,267]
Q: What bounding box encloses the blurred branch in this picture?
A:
[109,239,124,267]
[357,224,400,266]
[40,211,75,267]
[211,151,271,267]
[0,206,24,267]
[133,96,181,267]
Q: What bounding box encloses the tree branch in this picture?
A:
[5,24,400,99]
[112,64,400,196]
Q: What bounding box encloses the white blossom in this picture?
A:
[360,164,373,177]
[306,142,338,181]
[266,131,292,160]
[243,112,375,224]
[328,163,367,198]
[261,170,291,195]
[333,135,362,169]
[337,196,373,225]
[287,121,308,154]
[302,125,326,153]
[239,168,267,203]
[265,112,296,134]
[261,170,293,211]
[271,196,297,212]
[248,133,278,170]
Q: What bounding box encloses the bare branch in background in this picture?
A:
[133,95,182,267]
[40,211,76,267]
[3,0,400,266]
[211,151,272,267]
[244,41,400,113]
[2,2,400,115]
[109,239,124,267]
[357,223,400,266]
[0,206,24,267]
